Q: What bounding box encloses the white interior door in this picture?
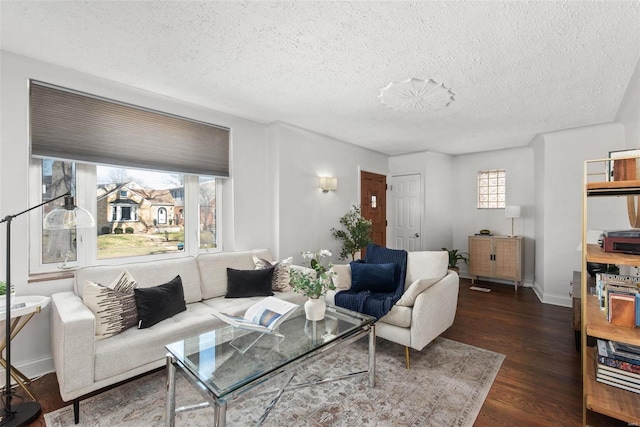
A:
[390,174,422,251]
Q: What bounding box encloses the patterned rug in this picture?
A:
[44,337,504,427]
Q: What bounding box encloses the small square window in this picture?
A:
[477,169,506,209]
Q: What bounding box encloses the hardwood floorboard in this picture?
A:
[8,277,631,426]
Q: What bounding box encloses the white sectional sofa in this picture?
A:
[51,249,307,423]
[50,248,458,422]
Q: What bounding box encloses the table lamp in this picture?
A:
[505,205,521,237]
[1,192,94,426]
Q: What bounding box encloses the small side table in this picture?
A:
[0,295,51,400]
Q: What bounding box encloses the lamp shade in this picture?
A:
[505,205,521,219]
[43,195,95,230]
[318,176,337,192]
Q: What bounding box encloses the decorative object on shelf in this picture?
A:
[479,229,491,235]
[442,248,469,273]
[0,192,94,426]
[290,249,336,320]
[331,205,373,261]
[608,149,640,228]
[379,77,455,112]
[505,205,521,237]
[318,176,337,193]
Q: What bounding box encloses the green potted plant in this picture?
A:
[0,280,15,308]
[0,280,14,296]
[290,250,336,320]
[442,248,469,272]
[331,206,374,261]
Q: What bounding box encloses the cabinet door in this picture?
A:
[494,238,521,280]
[469,237,493,277]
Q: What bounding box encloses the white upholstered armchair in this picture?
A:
[327,250,459,368]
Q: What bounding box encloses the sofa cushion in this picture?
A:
[198,250,273,299]
[330,264,351,290]
[94,302,216,382]
[379,304,412,328]
[82,270,138,340]
[225,267,275,298]
[254,256,293,292]
[75,256,203,304]
[405,251,448,285]
[349,262,397,293]
[134,275,187,329]
[396,277,442,307]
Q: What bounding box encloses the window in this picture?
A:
[40,159,79,265]
[30,160,220,272]
[29,80,227,273]
[199,176,217,250]
[477,169,506,209]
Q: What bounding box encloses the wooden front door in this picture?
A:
[360,170,386,248]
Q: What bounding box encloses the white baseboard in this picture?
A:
[0,356,54,388]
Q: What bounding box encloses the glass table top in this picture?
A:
[166,304,374,400]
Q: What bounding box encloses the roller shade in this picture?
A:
[30,81,230,177]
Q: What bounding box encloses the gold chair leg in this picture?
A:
[405,346,411,369]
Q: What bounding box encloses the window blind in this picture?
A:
[30,81,230,177]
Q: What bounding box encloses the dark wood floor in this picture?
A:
[14,278,629,426]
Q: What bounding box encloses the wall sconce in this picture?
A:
[505,205,521,237]
[318,176,337,193]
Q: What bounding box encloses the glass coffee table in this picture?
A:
[165,304,375,427]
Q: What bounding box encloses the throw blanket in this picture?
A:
[334,244,407,320]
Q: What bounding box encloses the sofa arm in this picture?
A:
[51,291,96,400]
[409,271,459,351]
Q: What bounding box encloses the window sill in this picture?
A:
[28,271,75,283]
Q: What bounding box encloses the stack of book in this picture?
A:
[595,273,640,327]
[596,339,640,394]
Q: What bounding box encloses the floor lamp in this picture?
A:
[1,192,94,426]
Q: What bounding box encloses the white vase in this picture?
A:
[304,297,326,321]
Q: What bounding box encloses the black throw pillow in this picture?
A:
[134,275,186,329]
[349,262,397,293]
[225,267,275,298]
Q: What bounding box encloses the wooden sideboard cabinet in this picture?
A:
[468,235,524,290]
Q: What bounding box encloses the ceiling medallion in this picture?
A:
[379,78,455,113]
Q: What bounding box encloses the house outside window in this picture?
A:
[31,159,220,272]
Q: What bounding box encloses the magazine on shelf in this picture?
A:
[211,296,299,336]
[597,339,640,373]
[608,340,640,362]
[595,374,640,394]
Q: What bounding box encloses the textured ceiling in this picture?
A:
[1,1,639,156]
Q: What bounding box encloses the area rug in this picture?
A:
[44,337,504,427]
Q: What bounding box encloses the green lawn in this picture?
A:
[97,231,185,259]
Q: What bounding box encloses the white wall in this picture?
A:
[388,151,454,251]
[532,123,626,306]
[270,122,389,264]
[450,147,535,283]
[616,57,640,148]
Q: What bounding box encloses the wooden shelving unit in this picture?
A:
[581,157,640,426]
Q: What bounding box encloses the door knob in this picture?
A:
[414,233,420,238]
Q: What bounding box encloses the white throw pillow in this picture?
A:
[330,264,352,290]
[253,256,293,292]
[395,276,442,307]
[82,270,138,340]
